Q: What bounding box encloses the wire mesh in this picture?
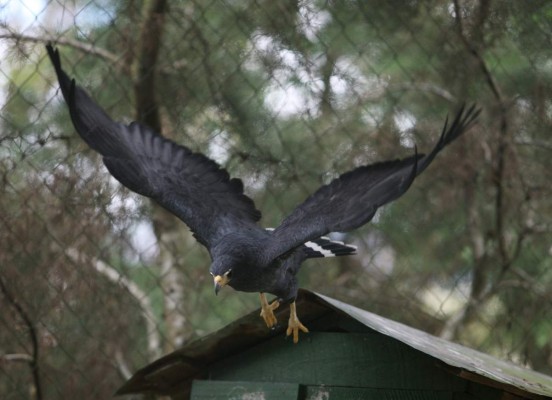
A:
[1,1,551,399]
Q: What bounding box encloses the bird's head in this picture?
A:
[211,269,233,295]
[210,256,237,295]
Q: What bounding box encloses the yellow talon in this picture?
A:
[286,301,309,344]
[259,293,280,328]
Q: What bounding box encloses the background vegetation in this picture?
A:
[1,0,551,398]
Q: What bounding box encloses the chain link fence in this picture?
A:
[1,0,552,398]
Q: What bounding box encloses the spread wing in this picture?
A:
[265,104,480,261]
[47,45,261,249]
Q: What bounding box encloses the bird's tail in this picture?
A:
[302,236,357,258]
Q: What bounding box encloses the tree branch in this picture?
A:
[514,138,552,152]
[319,48,337,116]
[0,276,43,400]
[114,349,133,380]
[64,248,162,361]
[133,0,168,130]
[1,353,34,363]
[0,26,120,66]
[132,0,191,351]
[454,0,514,268]
[391,82,456,102]
[442,0,516,341]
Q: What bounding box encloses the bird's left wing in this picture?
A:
[265,105,480,262]
[47,45,261,249]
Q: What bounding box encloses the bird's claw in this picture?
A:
[286,318,309,344]
[259,293,280,328]
[286,302,309,344]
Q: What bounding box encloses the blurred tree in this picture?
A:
[1,0,551,398]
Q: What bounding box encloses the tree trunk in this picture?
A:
[132,0,189,351]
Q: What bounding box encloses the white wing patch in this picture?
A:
[266,228,357,258]
[304,240,337,257]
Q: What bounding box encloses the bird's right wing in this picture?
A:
[47,45,261,249]
[265,105,480,262]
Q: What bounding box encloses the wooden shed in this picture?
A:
[117,290,552,400]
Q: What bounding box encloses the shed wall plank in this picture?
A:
[305,386,453,399]
[191,380,300,400]
[209,333,466,391]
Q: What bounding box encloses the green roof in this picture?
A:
[318,292,552,398]
[117,289,552,398]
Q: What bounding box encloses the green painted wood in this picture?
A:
[209,332,466,391]
[463,381,504,400]
[190,380,300,399]
[305,386,453,399]
[452,393,479,400]
[305,311,376,333]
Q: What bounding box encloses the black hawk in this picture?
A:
[46,45,479,343]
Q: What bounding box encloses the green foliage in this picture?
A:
[1,0,552,398]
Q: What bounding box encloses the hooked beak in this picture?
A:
[213,275,229,295]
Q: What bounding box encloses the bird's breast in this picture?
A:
[228,261,290,297]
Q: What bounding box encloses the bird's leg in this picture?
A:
[259,293,279,328]
[286,301,309,344]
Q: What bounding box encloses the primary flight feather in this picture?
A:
[47,44,479,343]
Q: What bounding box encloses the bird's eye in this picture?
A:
[225,269,233,279]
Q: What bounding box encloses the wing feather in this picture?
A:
[47,45,261,249]
[266,105,480,261]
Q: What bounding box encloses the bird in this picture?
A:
[46,44,480,343]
